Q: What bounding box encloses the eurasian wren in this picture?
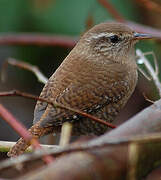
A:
[8,22,151,157]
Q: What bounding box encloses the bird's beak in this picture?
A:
[133,32,153,40]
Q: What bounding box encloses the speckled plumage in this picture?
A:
[34,58,137,136]
[8,22,140,157]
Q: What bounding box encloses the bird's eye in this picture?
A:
[109,35,120,43]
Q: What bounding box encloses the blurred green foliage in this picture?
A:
[0,0,138,34]
[0,0,139,81]
[0,0,160,94]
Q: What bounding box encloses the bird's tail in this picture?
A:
[7,122,54,157]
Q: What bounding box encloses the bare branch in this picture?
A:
[144,51,159,76]
[59,122,73,147]
[0,21,161,50]
[0,22,161,50]
[2,97,161,159]
[0,104,54,164]
[0,33,77,48]
[136,49,161,97]
[1,58,48,84]
[0,141,59,153]
[0,90,116,129]
[142,92,155,104]
[0,108,161,179]
[11,131,161,180]
[8,98,161,180]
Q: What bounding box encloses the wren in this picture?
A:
[8,22,151,157]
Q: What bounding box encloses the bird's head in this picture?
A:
[77,22,152,64]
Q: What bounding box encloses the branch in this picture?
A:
[0,22,161,50]
[59,122,72,147]
[0,141,59,153]
[0,33,77,48]
[136,49,161,97]
[1,98,161,179]
[0,104,54,164]
[1,58,48,84]
[0,90,116,129]
[19,96,161,155]
[15,98,161,180]
[1,58,72,148]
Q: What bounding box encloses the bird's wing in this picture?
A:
[33,54,130,128]
[33,79,54,125]
[34,77,127,128]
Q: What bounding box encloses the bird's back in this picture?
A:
[33,51,137,135]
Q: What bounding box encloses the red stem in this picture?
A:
[0,22,161,50]
[0,33,77,48]
[0,90,116,129]
[0,104,54,163]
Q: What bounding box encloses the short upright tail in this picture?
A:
[7,122,54,157]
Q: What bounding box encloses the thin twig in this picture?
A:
[0,141,59,153]
[137,66,152,81]
[0,90,116,129]
[144,51,159,76]
[0,33,77,48]
[59,122,73,147]
[1,58,48,84]
[1,58,58,146]
[142,92,155,104]
[0,104,54,164]
[97,0,125,22]
[85,13,95,31]
[136,49,161,97]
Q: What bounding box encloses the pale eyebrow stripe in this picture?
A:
[89,32,115,39]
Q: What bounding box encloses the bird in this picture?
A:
[8,22,151,157]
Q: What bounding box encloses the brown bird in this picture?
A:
[8,22,151,157]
